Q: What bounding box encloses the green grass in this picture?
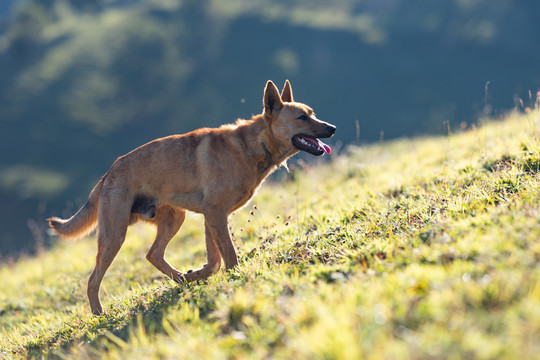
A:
[1,111,539,359]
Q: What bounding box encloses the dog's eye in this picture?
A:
[297,115,309,121]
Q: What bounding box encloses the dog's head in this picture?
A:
[263,80,336,156]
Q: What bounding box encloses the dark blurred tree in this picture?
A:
[1,0,539,256]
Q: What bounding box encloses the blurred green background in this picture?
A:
[1,0,539,257]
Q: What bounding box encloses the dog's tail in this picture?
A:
[48,179,104,239]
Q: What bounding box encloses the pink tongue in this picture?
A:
[317,139,331,154]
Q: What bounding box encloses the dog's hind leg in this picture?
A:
[146,206,185,283]
[88,191,131,315]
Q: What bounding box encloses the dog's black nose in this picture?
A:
[327,124,336,135]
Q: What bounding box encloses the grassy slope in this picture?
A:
[1,111,539,359]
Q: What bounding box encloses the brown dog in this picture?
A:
[48,80,336,315]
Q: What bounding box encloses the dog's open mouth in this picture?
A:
[292,135,331,156]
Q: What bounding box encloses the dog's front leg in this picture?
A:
[183,221,223,282]
[203,209,239,269]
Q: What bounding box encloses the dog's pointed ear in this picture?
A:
[263,80,283,115]
[281,80,294,102]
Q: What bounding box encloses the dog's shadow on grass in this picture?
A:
[26,280,217,358]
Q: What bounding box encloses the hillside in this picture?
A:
[0,110,539,359]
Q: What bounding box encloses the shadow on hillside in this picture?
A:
[25,282,217,358]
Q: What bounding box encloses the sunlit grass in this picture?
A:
[1,110,539,359]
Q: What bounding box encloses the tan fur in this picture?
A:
[48,80,335,315]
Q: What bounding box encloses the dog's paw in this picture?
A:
[183,268,207,283]
[172,272,186,284]
[91,306,103,316]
